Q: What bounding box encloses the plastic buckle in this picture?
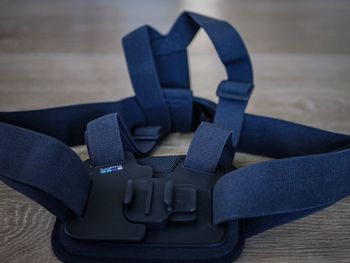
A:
[132,125,163,140]
[216,80,254,101]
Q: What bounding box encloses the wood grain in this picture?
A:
[0,0,350,262]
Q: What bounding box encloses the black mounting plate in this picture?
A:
[64,152,230,245]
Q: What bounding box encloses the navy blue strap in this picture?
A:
[123,26,172,132]
[214,81,254,146]
[0,98,146,146]
[86,114,125,166]
[194,98,350,158]
[213,147,350,236]
[86,113,162,166]
[0,122,91,219]
[192,98,350,235]
[184,122,233,173]
[123,11,253,134]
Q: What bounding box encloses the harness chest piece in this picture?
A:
[61,152,242,262]
[1,11,350,263]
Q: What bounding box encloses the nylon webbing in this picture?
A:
[123,26,172,132]
[184,122,233,173]
[86,114,125,166]
[213,147,350,236]
[123,11,253,137]
[0,122,91,218]
[86,113,162,166]
[214,81,254,146]
[0,98,146,146]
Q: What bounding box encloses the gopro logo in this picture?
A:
[99,165,123,174]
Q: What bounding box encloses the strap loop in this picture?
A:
[86,113,163,165]
[216,80,254,101]
[86,114,125,166]
[214,80,254,146]
[133,126,162,141]
[184,122,234,173]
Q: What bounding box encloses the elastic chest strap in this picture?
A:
[212,116,350,237]
[0,122,91,218]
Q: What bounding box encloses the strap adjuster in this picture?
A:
[216,80,254,101]
[132,126,163,141]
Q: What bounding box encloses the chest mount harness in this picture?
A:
[1,12,350,263]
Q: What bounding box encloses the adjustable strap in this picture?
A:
[123,11,253,134]
[0,122,91,218]
[211,117,350,237]
[123,27,172,132]
[85,113,162,166]
[184,122,233,173]
[214,80,254,146]
[0,98,146,146]
[86,114,125,166]
[193,98,350,158]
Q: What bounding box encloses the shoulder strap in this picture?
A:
[0,122,91,218]
[123,11,253,136]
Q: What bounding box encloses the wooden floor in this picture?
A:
[1,0,350,262]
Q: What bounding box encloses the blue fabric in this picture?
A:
[184,122,233,173]
[86,114,125,166]
[86,113,162,160]
[0,98,146,146]
[0,122,90,218]
[123,26,172,132]
[194,97,350,236]
[0,96,191,146]
[213,147,350,236]
[163,88,193,132]
[153,12,253,82]
[123,11,253,135]
[193,98,350,158]
[214,81,254,146]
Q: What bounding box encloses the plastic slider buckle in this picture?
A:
[132,125,163,141]
[124,178,197,227]
[216,80,254,102]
